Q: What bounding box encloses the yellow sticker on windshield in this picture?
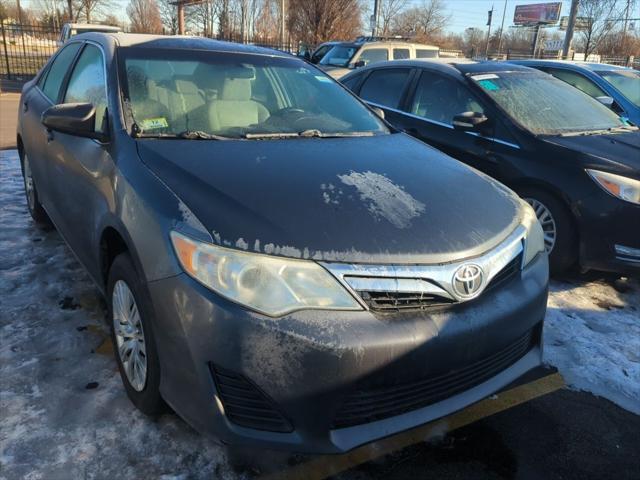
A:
[139,117,169,130]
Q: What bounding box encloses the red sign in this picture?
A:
[514,3,562,25]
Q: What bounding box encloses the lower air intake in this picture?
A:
[209,364,293,433]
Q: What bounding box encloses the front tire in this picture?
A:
[107,253,165,415]
[520,188,577,275]
[20,152,53,228]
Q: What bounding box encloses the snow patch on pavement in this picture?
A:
[0,150,242,480]
[544,275,640,414]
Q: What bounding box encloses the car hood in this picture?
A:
[542,131,640,174]
[137,134,522,264]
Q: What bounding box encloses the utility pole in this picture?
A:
[497,0,508,57]
[621,0,631,53]
[485,5,494,59]
[372,0,380,37]
[562,0,580,59]
[280,0,286,48]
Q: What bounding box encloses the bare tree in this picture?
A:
[127,0,163,33]
[78,0,114,23]
[287,0,363,46]
[378,0,409,36]
[577,0,624,56]
[391,0,449,40]
[158,0,179,33]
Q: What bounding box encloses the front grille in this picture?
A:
[332,328,535,429]
[357,291,455,312]
[486,253,522,292]
[209,364,293,433]
[357,253,522,313]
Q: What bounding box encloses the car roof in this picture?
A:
[74,32,293,58]
[343,59,531,78]
[509,59,631,72]
[67,23,122,31]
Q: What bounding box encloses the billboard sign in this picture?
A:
[514,3,562,25]
[559,16,591,30]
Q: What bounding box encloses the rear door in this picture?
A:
[355,66,415,126]
[44,42,113,275]
[19,42,83,213]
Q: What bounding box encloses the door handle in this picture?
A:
[46,129,54,143]
[22,101,28,112]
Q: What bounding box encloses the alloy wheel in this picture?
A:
[524,197,557,254]
[112,280,147,392]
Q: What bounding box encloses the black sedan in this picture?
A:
[17,34,547,453]
[341,60,640,275]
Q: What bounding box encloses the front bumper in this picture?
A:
[147,252,548,454]
[576,190,640,275]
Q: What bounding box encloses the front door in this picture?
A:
[44,42,114,277]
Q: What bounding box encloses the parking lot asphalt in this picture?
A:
[1,99,639,479]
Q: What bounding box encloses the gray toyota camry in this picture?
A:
[17,33,548,453]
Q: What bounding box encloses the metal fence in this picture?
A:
[0,23,59,80]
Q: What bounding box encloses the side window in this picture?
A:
[416,49,438,59]
[358,48,388,65]
[545,68,607,98]
[41,42,82,102]
[393,48,410,60]
[341,73,362,91]
[408,71,484,125]
[63,44,107,133]
[359,68,411,108]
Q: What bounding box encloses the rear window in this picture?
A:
[359,68,411,108]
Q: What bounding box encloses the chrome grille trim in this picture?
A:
[321,225,525,309]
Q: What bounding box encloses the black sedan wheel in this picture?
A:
[520,188,577,274]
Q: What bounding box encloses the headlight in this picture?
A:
[586,169,640,205]
[521,201,545,267]
[170,231,362,316]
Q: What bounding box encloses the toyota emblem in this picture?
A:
[452,264,484,299]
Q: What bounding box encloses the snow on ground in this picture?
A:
[0,150,243,480]
[1,148,639,478]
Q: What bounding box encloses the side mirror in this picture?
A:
[371,106,385,120]
[452,111,489,132]
[352,60,367,69]
[41,103,107,141]
[596,96,614,108]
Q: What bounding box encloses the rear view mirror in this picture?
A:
[596,96,614,108]
[452,111,489,132]
[41,103,107,141]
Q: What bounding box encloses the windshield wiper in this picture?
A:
[243,130,376,140]
[559,125,638,137]
[133,129,230,140]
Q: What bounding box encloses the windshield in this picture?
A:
[319,45,358,68]
[597,70,640,107]
[119,48,387,139]
[470,71,625,135]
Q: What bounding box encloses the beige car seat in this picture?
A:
[208,77,270,131]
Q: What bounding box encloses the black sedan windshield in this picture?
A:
[119,48,387,139]
[470,71,625,135]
